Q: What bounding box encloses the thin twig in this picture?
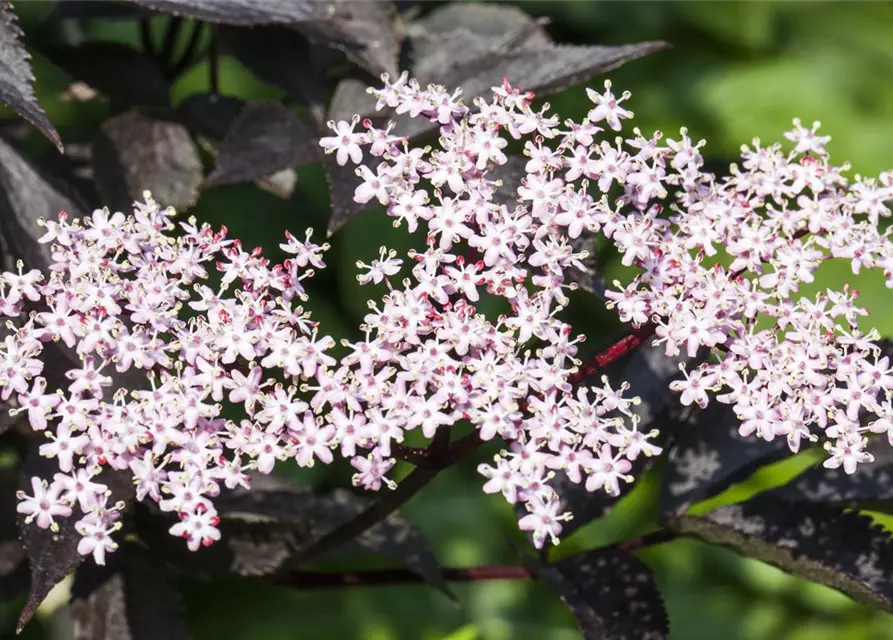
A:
[159,16,184,70]
[294,464,440,563]
[276,531,677,591]
[392,431,483,468]
[208,28,219,95]
[294,427,482,563]
[169,21,205,79]
[615,529,677,552]
[139,19,156,59]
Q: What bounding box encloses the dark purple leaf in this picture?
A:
[217,25,324,120]
[40,42,170,108]
[0,468,27,601]
[327,77,379,124]
[396,43,661,142]
[17,452,133,632]
[203,100,318,188]
[46,1,151,21]
[486,155,525,209]
[660,402,789,515]
[445,42,665,99]
[668,495,893,612]
[407,3,552,82]
[327,1,550,126]
[528,547,668,640]
[136,476,450,596]
[254,169,299,200]
[617,340,691,428]
[33,142,102,210]
[0,2,62,152]
[93,110,203,211]
[71,543,192,640]
[177,93,244,142]
[120,0,330,24]
[323,153,374,236]
[178,96,299,199]
[124,0,401,76]
[0,135,88,272]
[71,570,130,640]
[416,3,552,45]
[771,440,893,509]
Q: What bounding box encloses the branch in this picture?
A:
[392,431,483,468]
[568,233,808,389]
[614,529,677,552]
[294,464,439,563]
[568,322,656,385]
[169,21,204,79]
[140,19,156,59]
[159,16,184,70]
[277,564,532,589]
[277,531,677,590]
[294,427,479,563]
[208,28,219,95]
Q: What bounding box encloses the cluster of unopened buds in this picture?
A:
[10,70,893,561]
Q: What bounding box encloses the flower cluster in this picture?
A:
[11,68,893,562]
[12,196,333,562]
[323,73,893,521]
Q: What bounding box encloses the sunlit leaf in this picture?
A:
[660,402,789,514]
[668,495,893,612]
[93,110,203,210]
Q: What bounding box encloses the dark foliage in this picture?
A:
[204,100,318,188]
[1,1,888,638]
[668,495,893,612]
[528,547,669,639]
[71,543,192,640]
[0,1,61,151]
[136,475,450,596]
[660,401,790,514]
[93,110,203,211]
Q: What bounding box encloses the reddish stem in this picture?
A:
[568,322,656,385]
[392,431,483,468]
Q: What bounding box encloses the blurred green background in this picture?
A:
[7,1,893,639]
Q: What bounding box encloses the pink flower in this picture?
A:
[17,477,72,530]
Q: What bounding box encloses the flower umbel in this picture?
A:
[11,70,893,561]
